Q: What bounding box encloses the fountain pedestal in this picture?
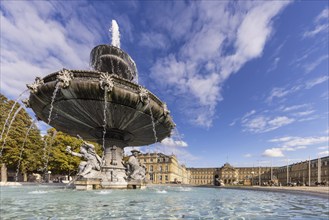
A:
[100,140,128,189]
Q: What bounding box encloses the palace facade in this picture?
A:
[137,154,329,186]
[137,153,190,184]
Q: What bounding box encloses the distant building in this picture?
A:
[187,168,218,185]
[276,156,329,185]
[164,155,329,186]
[137,153,190,184]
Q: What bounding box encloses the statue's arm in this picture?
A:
[66,146,82,157]
[71,151,83,157]
[84,142,95,149]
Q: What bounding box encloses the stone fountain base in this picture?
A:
[75,178,102,190]
[127,179,147,189]
[71,142,147,190]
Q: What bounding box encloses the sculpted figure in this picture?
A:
[126,150,146,180]
[66,141,103,177]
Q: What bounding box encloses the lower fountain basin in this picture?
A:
[1,185,328,219]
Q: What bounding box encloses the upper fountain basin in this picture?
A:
[27,70,175,146]
[90,45,137,81]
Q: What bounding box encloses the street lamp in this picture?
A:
[251,171,254,186]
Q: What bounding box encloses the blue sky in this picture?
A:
[1,1,328,168]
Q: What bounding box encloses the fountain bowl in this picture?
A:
[27,70,175,146]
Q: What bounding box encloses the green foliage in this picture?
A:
[0,93,43,174]
[44,129,103,175]
[0,93,103,176]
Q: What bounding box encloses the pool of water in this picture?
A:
[1,185,328,219]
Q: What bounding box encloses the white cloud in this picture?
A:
[318,151,329,156]
[241,110,256,122]
[295,110,315,117]
[305,75,329,89]
[268,116,294,128]
[244,153,252,158]
[303,24,329,38]
[303,8,329,38]
[264,135,329,157]
[139,32,168,49]
[267,57,280,72]
[243,115,294,133]
[266,75,328,103]
[269,136,328,148]
[0,1,100,98]
[229,118,239,126]
[315,8,329,21]
[269,136,296,143]
[262,148,284,157]
[266,86,301,103]
[160,137,188,147]
[238,102,318,134]
[149,1,290,127]
[281,104,309,112]
[318,146,328,150]
[303,55,329,73]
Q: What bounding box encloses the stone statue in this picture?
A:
[126,150,146,180]
[66,141,103,177]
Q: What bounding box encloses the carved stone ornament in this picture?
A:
[22,98,30,108]
[26,77,44,93]
[163,103,170,116]
[139,87,149,104]
[99,73,114,92]
[57,69,74,88]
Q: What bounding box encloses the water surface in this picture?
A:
[1,185,328,219]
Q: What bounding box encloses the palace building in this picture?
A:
[136,153,329,186]
[137,153,190,184]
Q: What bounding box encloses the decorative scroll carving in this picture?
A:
[22,99,30,108]
[26,77,44,93]
[139,87,149,104]
[99,72,114,92]
[163,103,170,116]
[57,69,74,88]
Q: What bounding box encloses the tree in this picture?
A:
[0,93,102,178]
[0,93,43,177]
[44,129,102,175]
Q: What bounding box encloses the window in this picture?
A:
[151,158,153,162]
[165,175,168,181]
[165,165,169,172]
[159,175,162,181]
[150,165,153,172]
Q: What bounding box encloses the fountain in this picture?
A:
[25,21,175,189]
